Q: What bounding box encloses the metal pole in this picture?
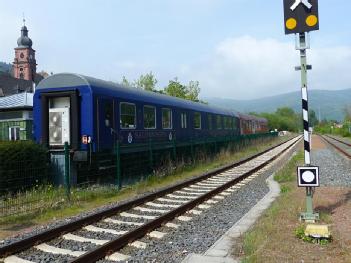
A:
[298,32,318,222]
[115,140,121,189]
[148,138,153,172]
[172,138,177,161]
[299,33,311,166]
[64,141,71,202]
[190,137,194,162]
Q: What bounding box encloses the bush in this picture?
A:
[0,141,48,195]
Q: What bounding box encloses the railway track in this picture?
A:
[0,136,301,263]
[320,135,351,159]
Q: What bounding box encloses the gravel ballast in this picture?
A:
[312,147,351,187]
[96,140,300,263]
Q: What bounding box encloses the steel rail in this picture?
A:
[0,136,299,259]
[71,137,300,262]
[324,134,351,147]
[321,135,351,159]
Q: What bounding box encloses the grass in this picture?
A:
[0,136,290,238]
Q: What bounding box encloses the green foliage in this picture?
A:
[121,76,132,88]
[186,80,201,102]
[121,74,204,103]
[309,110,319,127]
[163,77,187,98]
[134,71,158,91]
[344,106,351,122]
[257,107,301,132]
[164,77,204,102]
[314,120,332,134]
[314,120,351,137]
[313,106,351,137]
[295,224,308,239]
[1,135,282,223]
[280,185,291,193]
[0,141,48,194]
[274,151,303,183]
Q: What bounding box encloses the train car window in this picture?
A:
[216,115,222,130]
[181,113,187,129]
[224,117,230,130]
[162,108,172,129]
[9,126,20,141]
[105,102,113,127]
[120,102,136,129]
[143,105,156,129]
[194,112,201,129]
[208,114,212,130]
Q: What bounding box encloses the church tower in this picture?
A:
[13,20,37,81]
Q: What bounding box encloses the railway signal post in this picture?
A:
[283,0,320,222]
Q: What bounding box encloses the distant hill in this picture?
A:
[205,89,351,122]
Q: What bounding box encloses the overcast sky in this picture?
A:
[1,0,350,100]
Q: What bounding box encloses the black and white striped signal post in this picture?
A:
[297,32,319,222]
[299,33,311,166]
[283,0,320,222]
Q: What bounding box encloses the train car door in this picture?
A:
[178,109,188,141]
[48,97,71,146]
[97,98,115,151]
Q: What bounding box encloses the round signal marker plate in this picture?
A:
[302,171,315,183]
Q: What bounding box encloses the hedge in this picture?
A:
[0,141,48,195]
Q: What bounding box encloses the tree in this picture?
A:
[163,78,204,103]
[186,80,200,102]
[344,106,351,122]
[276,107,295,118]
[121,74,204,103]
[134,72,158,91]
[37,70,50,79]
[164,78,187,99]
[121,72,158,91]
[309,110,319,127]
[121,76,132,88]
[257,107,301,132]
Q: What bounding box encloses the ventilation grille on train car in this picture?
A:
[49,112,63,144]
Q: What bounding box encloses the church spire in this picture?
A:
[17,16,32,48]
[13,18,37,81]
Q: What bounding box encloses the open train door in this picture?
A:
[40,91,80,185]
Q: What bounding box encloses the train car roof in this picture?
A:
[238,112,267,122]
[37,73,239,117]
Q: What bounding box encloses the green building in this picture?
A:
[0,92,33,141]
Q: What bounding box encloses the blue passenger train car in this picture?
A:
[34,73,244,152]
